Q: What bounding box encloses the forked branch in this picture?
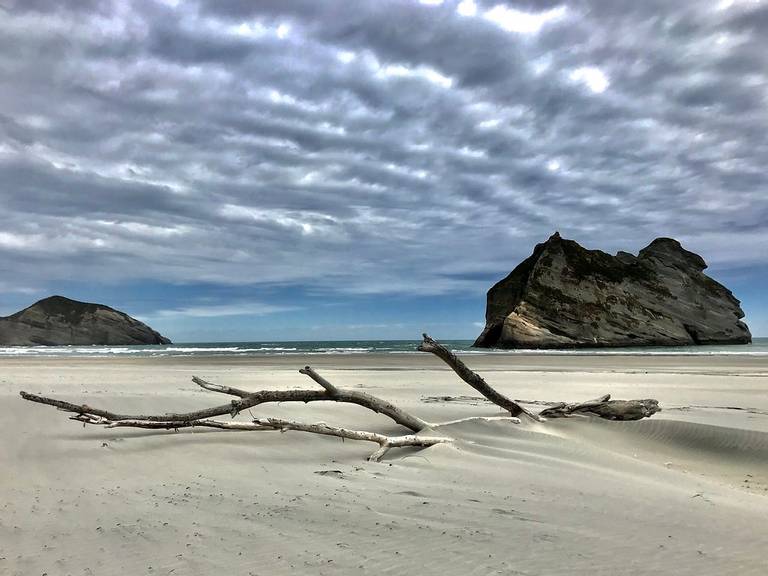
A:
[21,367,428,433]
[66,413,451,461]
[252,417,452,461]
[418,335,660,421]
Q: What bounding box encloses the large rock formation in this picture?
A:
[0,295,171,346]
[474,233,751,349]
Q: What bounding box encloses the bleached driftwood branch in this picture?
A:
[418,334,660,422]
[418,334,541,420]
[21,367,428,433]
[298,366,338,393]
[67,413,451,461]
[19,365,446,461]
[70,414,272,431]
[251,417,451,462]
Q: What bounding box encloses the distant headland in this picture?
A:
[0,295,171,346]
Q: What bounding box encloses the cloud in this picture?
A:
[151,302,300,318]
[482,4,567,35]
[569,66,610,93]
[0,0,766,308]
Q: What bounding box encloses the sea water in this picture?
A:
[1,338,766,357]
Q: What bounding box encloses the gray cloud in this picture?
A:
[1,0,767,300]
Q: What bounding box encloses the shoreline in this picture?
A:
[2,351,767,373]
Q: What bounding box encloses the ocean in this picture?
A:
[1,338,767,357]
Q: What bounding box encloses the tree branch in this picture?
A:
[417,334,540,420]
[191,376,252,398]
[70,414,272,431]
[20,369,429,433]
[66,413,451,462]
[251,417,452,462]
[299,366,338,394]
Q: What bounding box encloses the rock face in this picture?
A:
[0,296,171,346]
[474,233,751,349]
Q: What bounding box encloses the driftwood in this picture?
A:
[19,334,660,461]
[20,370,427,432]
[66,413,449,462]
[538,395,661,420]
[418,334,541,421]
[418,334,660,422]
[250,418,451,462]
[421,394,662,421]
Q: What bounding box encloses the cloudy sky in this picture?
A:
[1,0,766,341]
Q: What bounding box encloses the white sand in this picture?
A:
[2,354,767,575]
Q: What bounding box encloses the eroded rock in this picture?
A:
[474,233,751,348]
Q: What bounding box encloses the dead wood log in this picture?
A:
[20,366,428,433]
[538,395,661,420]
[420,393,660,421]
[70,414,272,430]
[251,417,452,462]
[67,414,451,461]
[417,334,660,422]
[418,334,540,421]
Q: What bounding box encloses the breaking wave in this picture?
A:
[1,338,766,358]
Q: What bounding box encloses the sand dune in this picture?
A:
[1,354,767,575]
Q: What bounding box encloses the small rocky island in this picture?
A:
[0,295,171,346]
[474,233,751,349]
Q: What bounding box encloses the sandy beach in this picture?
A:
[2,353,767,575]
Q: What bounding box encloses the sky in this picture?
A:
[0,0,766,341]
